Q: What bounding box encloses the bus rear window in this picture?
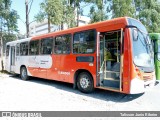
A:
[73,30,96,54]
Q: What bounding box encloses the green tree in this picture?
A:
[87,0,109,23]
[0,0,19,71]
[61,0,87,29]
[35,0,63,32]
[70,0,85,26]
[61,0,76,29]
[111,0,135,18]
[35,0,87,31]
[134,0,160,32]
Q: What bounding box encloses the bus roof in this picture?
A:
[6,37,31,45]
[149,33,160,41]
[5,17,142,45]
[32,17,132,40]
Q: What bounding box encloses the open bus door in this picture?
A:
[98,29,123,92]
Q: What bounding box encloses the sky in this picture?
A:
[11,0,44,34]
[11,0,91,34]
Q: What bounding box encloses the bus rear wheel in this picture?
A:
[77,72,94,93]
[20,67,29,80]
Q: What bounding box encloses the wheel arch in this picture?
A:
[20,65,26,72]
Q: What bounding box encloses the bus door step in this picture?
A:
[98,86,120,92]
[101,79,120,89]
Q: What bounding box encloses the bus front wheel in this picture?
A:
[20,67,29,80]
[77,72,94,93]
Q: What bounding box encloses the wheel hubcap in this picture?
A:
[80,76,90,89]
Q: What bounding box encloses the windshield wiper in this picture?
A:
[144,34,153,54]
[138,31,153,55]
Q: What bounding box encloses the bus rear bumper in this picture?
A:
[130,78,156,94]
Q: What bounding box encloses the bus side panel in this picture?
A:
[96,23,126,33]
[20,56,31,76]
[58,55,74,83]
[26,55,52,79]
[47,55,61,81]
[67,54,97,87]
[47,53,97,87]
[37,55,52,78]
[67,55,77,84]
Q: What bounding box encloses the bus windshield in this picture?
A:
[128,18,154,68]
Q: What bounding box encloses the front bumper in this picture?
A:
[130,77,156,94]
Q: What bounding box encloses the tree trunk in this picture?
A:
[101,0,104,21]
[25,0,29,38]
[61,22,64,30]
[0,16,4,71]
[0,35,4,71]
[48,15,51,33]
[73,1,79,27]
[77,6,79,27]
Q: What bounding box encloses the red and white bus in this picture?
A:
[5,17,155,94]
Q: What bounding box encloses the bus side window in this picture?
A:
[16,43,20,56]
[54,36,62,54]
[41,37,53,54]
[73,29,96,54]
[20,42,29,56]
[63,35,71,54]
[6,45,10,57]
[54,34,71,54]
[29,40,39,55]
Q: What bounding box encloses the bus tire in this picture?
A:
[20,67,29,80]
[77,72,94,93]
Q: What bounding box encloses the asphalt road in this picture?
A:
[0,73,160,112]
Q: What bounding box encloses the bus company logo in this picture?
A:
[2,112,11,117]
[58,71,70,75]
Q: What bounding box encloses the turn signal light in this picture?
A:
[135,68,141,78]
